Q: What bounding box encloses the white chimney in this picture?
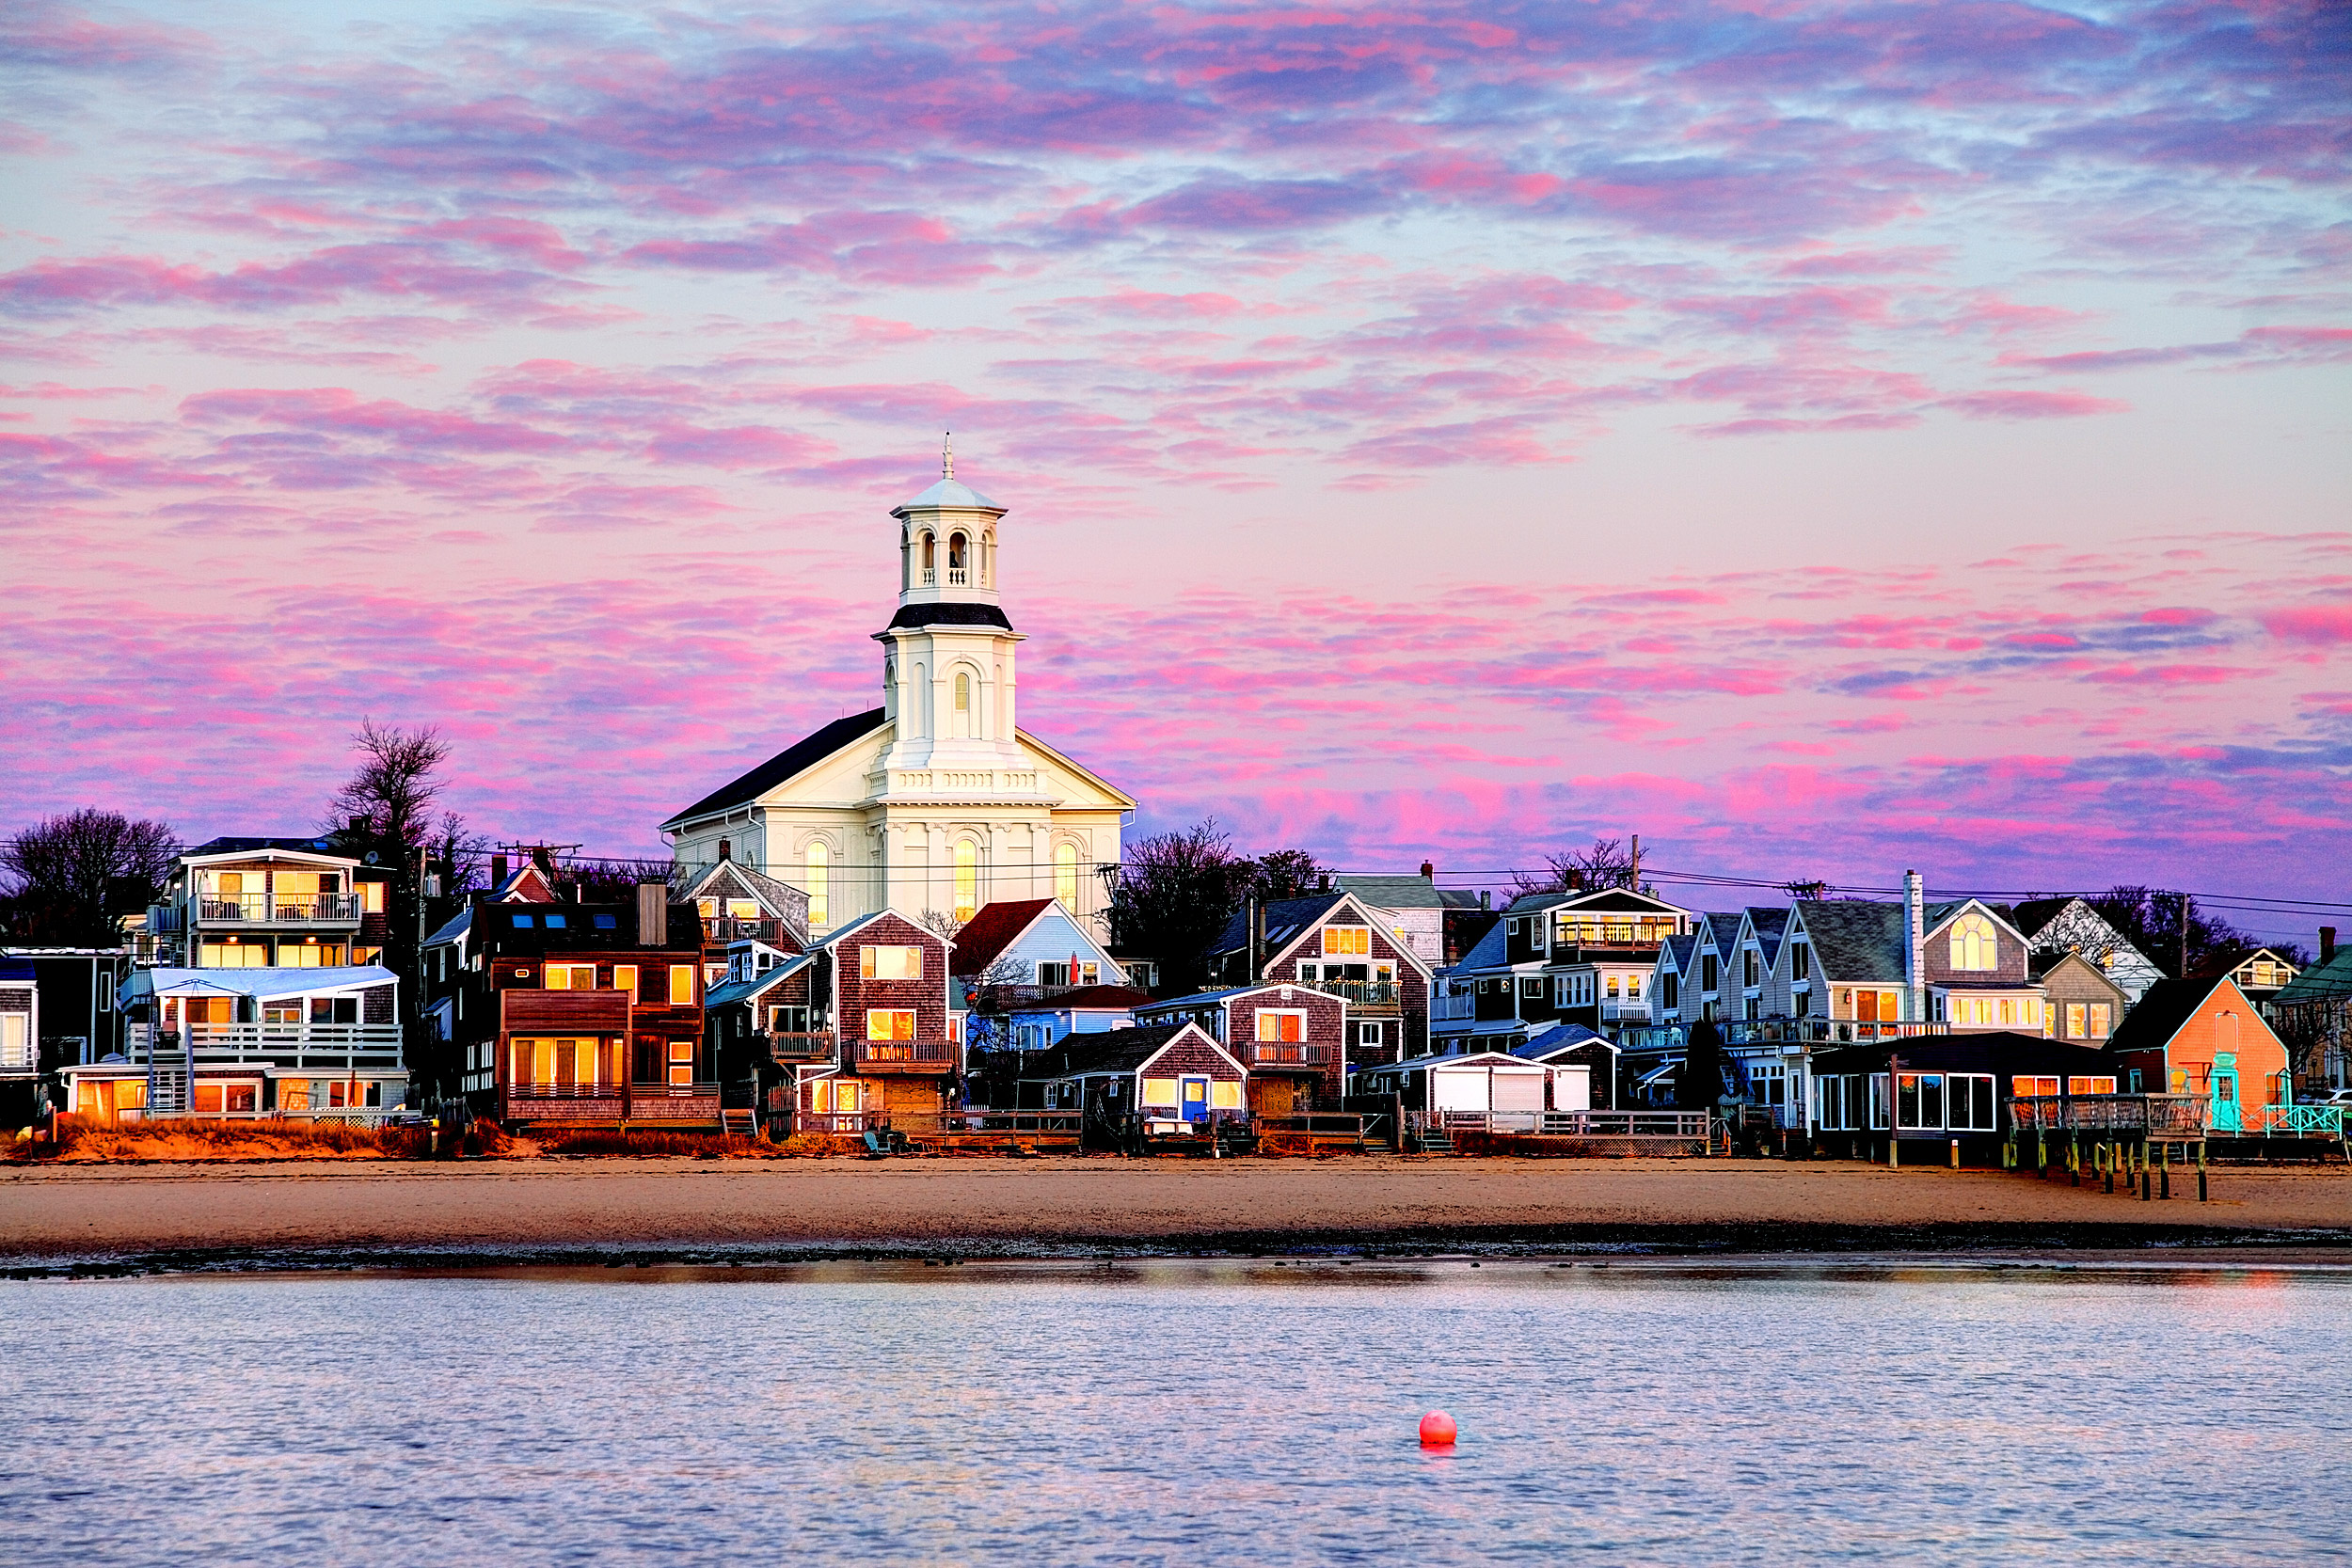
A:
[1904,870,1926,1022]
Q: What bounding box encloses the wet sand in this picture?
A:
[5,1156,2347,1271]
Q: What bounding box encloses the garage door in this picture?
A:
[1490,1069,1546,1115]
[1430,1067,1488,1113]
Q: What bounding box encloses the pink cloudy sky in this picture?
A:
[3,0,2347,937]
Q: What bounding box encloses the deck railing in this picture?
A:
[198,895,361,925]
[705,916,782,943]
[1309,979,1398,1006]
[759,1031,838,1062]
[2010,1094,2208,1136]
[794,1110,888,1133]
[177,1023,404,1065]
[1244,1042,1332,1067]
[1436,1108,1712,1138]
[892,1110,1086,1137]
[847,1039,957,1069]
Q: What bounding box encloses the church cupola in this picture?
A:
[891,433,1009,619]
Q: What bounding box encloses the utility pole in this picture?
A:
[1630,834,1641,892]
[2178,890,2190,978]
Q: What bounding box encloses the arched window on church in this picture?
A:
[947,531,968,585]
[919,531,936,585]
[1055,842,1079,911]
[980,530,993,586]
[953,670,974,738]
[954,840,979,924]
[804,841,829,928]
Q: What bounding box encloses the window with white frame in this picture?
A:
[1037,960,1099,988]
[1256,1010,1306,1043]
[1947,912,1998,972]
[863,945,923,981]
[1356,1021,1383,1048]
[1322,927,1371,957]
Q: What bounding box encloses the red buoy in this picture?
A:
[1419,1410,1457,1448]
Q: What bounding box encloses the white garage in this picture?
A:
[1359,1051,1589,1131]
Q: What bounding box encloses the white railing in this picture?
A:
[197,895,361,925]
[946,568,969,585]
[178,1022,404,1063]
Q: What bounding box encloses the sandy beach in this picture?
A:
[5,1156,2347,1271]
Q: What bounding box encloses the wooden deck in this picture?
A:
[892,1110,1085,1153]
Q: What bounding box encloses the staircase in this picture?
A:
[147,1030,191,1116]
[1406,1118,1454,1155]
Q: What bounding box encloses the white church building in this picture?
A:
[660,444,1134,942]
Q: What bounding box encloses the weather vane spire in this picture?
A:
[942,430,953,479]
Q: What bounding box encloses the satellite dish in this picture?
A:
[364,851,379,865]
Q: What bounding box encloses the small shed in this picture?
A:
[1355,1051,1585,1130]
[1025,1022,1247,1146]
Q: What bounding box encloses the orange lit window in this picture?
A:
[866,1009,916,1041]
[1255,1011,1306,1043]
[668,966,695,1006]
[1322,927,1370,957]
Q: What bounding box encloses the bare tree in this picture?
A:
[429,811,491,895]
[917,909,964,941]
[0,809,181,945]
[326,721,453,851]
[1248,848,1329,903]
[1105,819,1252,994]
[1510,836,1640,899]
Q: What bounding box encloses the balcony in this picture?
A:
[1308,979,1399,1008]
[706,915,783,944]
[846,1038,958,1073]
[761,1031,838,1063]
[198,895,362,926]
[1243,1041,1332,1069]
[179,1022,405,1065]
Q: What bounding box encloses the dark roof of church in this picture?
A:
[885,602,1014,632]
[663,708,888,828]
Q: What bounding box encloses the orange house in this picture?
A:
[2107,976,2289,1133]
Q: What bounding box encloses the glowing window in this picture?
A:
[954,671,971,711]
[866,1009,916,1041]
[862,945,923,981]
[1256,1011,1306,1043]
[954,841,978,923]
[1055,842,1080,910]
[803,842,829,927]
[1322,927,1371,957]
[1948,912,1998,972]
[668,966,695,1006]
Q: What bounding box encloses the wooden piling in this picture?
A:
[2197,1141,2208,1203]
[2160,1142,2170,1200]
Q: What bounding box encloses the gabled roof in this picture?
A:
[1028,1022,1239,1081]
[684,859,810,944]
[1209,891,1435,977]
[1007,984,1155,1013]
[951,898,1058,975]
[2276,949,2352,1005]
[1795,900,1908,984]
[2010,897,2081,939]
[1512,1022,1611,1061]
[1136,980,1324,1013]
[1336,874,1483,911]
[706,952,818,1010]
[423,906,473,947]
[1925,898,2026,944]
[492,862,559,903]
[662,707,889,830]
[1660,933,1696,973]
[1361,1051,1546,1079]
[2029,949,2131,995]
[1696,911,1744,950]
[815,907,943,954]
[1745,907,1790,966]
[2106,975,2249,1057]
[1448,917,1512,973]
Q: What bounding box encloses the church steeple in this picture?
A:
[877,441,1024,773]
[891,431,1009,615]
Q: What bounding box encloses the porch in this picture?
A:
[845,1039,959,1073]
[198,895,362,926]
[502,1081,723,1127]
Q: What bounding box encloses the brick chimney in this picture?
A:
[2323,926,2338,966]
[490,853,508,889]
[718,837,731,862]
[1421,861,1435,879]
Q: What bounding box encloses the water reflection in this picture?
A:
[4,1263,2345,1566]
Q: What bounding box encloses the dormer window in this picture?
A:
[1948,912,1997,972]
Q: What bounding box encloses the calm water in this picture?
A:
[5,1261,2347,1565]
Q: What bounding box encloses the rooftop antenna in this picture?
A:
[943,430,953,479]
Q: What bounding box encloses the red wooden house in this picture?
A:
[1205,891,1432,1065]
